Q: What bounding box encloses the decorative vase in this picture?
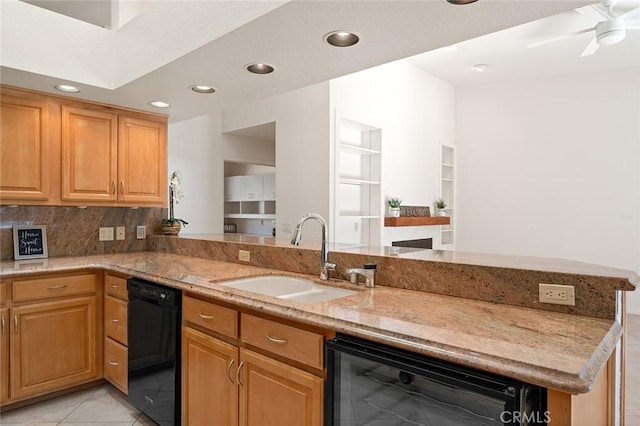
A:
[437,209,447,217]
[390,207,400,217]
[161,221,181,236]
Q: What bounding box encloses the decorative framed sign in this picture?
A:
[13,225,48,260]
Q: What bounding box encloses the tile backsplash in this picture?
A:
[0,206,165,260]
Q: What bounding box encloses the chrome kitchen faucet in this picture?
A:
[290,213,336,280]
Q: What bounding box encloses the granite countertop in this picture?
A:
[0,251,621,394]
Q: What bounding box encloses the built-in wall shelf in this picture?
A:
[340,142,381,155]
[384,216,450,227]
[224,213,276,220]
[339,178,381,185]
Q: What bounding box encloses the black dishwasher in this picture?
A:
[325,334,547,426]
[128,278,181,425]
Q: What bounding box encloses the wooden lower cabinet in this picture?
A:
[238,347,323,426]
[1,307,9,404]
[182,327,238,426]
[181,326,323,426]
[9,296,100,401]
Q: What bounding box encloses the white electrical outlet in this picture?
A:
[539,283,575,306]
[99,227,114,241]
[116,226,125,240]
[239,250,250,262]
[136,226,146,240]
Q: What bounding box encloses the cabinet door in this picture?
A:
[238,348,322,426]
[225,176,243,201]
[182,327,238,426]
[118,116,167,206]
[10,296,99,401]
[1,307,9,404]
[0,95,51,201]
[263,174,276,201]
[241,175,264,201]
[61,106,118,202]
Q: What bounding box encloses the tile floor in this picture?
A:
[0,314,638,426]
[0,385,152,425]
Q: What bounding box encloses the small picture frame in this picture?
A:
[13,225,48,260]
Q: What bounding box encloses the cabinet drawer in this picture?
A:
[183,296,238,339]
[12,273,97,303]
[105,274,128,301]
[241,314,323,370]
[104,337,128,394]
[0,282,8,306]
[105,296,127,346]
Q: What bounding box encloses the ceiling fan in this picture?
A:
[528,0,640,56]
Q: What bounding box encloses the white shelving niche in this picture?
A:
[224,171,276,235]
[334,114,382,245]
[440,144,454,246]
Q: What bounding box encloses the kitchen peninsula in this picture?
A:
[0,234,636,425]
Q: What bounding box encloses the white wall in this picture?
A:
[168,113,222,234]
[455,68,640,313]
[222,82,331,242]
[330,61,456,247]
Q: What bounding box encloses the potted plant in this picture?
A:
[161,170,189,236]
[387,197,402,217]
[435,198,447,216]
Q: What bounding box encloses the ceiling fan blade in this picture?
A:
[619,5,640,20]
[576,4,614,21]
[581,37,600,57]
[527,27,594,49]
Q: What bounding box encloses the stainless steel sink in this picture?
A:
[218,275,356,303]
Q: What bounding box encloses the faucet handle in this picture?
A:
[321,262,336,280]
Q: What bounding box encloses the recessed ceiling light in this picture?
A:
[245,63,275,74]
[446,0,479,4]
[190,85,216,94]
[54,84,81,93]
[325,31,360,47]
[473,64,490,72]
[149,101,171,108]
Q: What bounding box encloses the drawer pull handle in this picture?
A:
[226,359,235,384]
[14,316,18,334]
[109,284,120,289]
[198,313,214,320]
[111,180,116,195]
[1,316,4,336]
[109,360,119,366]
[109,318,119,323]
[267,334,288,345]
[237,361,245,386]
[120,181,124,194]
[47,284,68,290]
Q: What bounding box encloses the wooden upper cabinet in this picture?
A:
[0,95,51,201]
[118,116,167,206]
[61,106,118,203]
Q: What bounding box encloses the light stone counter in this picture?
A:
[0,251,624,394]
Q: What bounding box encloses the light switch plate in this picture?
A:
[99,227,114,241]
[136,226,146,240]
[239,250,250,262]
[116,226,125,240]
